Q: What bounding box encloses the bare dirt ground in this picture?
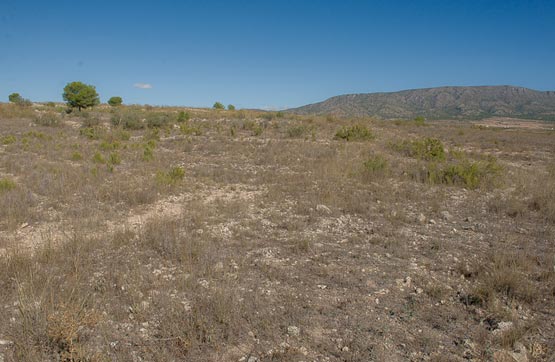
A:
[0,106,554,361]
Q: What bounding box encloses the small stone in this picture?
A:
[316,204,332,214]
[417,213,427,224]
[493,321,513,335]
[0,340,12,346]
[214,261,224,271]
[287,326,300,337]
[342,346,350,352]
[440,211,453,221]
[429,219,436,225]
[247,357,259,362]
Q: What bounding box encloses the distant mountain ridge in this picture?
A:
[287,86,555,120]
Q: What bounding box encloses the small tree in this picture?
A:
[9,93,22,103]
[8,93,31,106]
[62,82,100,111]
[213,102,224,110]
[227,104,236,111]
[108,96,123,106]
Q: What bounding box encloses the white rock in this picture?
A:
[316,204,332,214]
[287,325,300,337]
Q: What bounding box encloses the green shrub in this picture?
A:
[179,122,202,136]
[414,116,426,126]
[2,135,17,145]
[242,120,263,136]
[213,102,225,110]
[412,138,445,161]
[0,178,16,193]
[70,152,83,161]
[34,113,61,127]
[108,152,121,165]
[227,104,236,111]
[177,111,191,123]
[363,155,388,174]
[143,141,156,161]
[80,127,102,140]
[392,137,445,161]
[92,152,106,164]
[99,141,120,151]
[115,129,131,141]
[108,96,123,106]
[286,124,311,138]
[146,113,171,128]
[156,166,185,185]
[334,124,374,141]
[111,111,144,130]
[416,157,502,189]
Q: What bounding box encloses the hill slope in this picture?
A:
[288,86,555,120]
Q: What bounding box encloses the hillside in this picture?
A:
[288,86,555,120]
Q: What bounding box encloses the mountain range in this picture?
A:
[287,86,555,120]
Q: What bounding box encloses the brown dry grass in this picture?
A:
[0,105,554,361]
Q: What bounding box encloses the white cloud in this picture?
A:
[133,83,152,89]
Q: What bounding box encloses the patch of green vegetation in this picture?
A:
[146,113,171,128]
[108,152,121,165]
[286,124,313,138]
[180,122,202,136]
[111,110,145,130]
[363,155,388,174]
[143,141,156,161]
[34,113,60,127]
[392,137,446,161]
[80,127,102,140]
[92,152,106,164]
[2,135,17,145]
[334,124,374,141]
[414,116,426,126]
[0,178,16,193]
[99,141,120,151]
[242,120,263,136]
[70,152,83,161]
[418,157,503,189]
[177,111,191,123]
[156,166,185,185]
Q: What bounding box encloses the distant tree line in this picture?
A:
[7,82,238,111]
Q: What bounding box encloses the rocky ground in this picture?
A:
[0,105,554,361]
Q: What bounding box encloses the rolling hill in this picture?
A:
[287,86,555,120]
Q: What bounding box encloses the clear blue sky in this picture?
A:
[1,0,554,109]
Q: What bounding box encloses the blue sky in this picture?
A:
[1,0,554,109]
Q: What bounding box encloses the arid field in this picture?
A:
[0,103,554,361]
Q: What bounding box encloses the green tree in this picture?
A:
[8,93,22,103]
[108,96,123,106]
[62,82,100,111]
[213,102,225,110]
[8,93,31,105]
[227,104,236,111]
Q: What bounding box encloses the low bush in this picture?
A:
[286,124,312,138]
[392,137,445,161]
[0,178,16,193]
[2,135,17,145]
[180,122,202,136]
[363,155,388,175]
[177,111,191,123]
[34,112,61,127]
[156,166,185,185]
[146,113,171,128]
[334,124,374,141]
[414,157,502,189]
[111,110,144,130]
